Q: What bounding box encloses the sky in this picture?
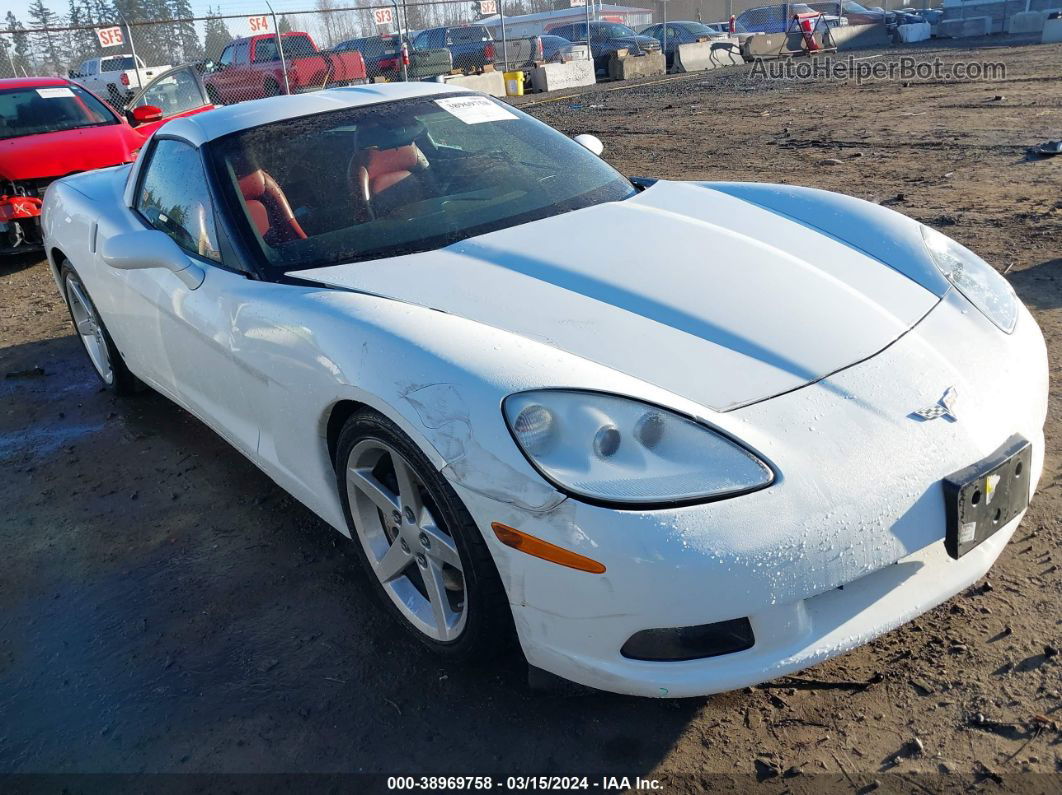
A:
[5,0,344,35]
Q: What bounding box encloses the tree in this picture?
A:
[27,0,62,74]
[277,14,292,33]
[5,13,32,76]
[170,0,202,61]
[203,7,231,61]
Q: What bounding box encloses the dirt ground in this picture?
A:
[1,38,1060,791]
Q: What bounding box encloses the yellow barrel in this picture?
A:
[504,71,524,97]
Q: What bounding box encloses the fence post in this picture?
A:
[499,0,508,72]
[662,0,667,68]
[117,11,143,95]
[585,0,591,62]
[393,0,407,82]
[264,0,290,94]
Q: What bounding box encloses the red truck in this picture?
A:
[204,32,368,105]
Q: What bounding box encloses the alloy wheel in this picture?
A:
[345,439,467,642]
[66,277,114,385]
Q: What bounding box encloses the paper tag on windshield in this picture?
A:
[36,87,75,99]
[434,96,516,125]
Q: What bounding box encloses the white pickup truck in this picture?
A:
[71,54,172,108]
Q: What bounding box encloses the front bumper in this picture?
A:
[451,289,1049,697]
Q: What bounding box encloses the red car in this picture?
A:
[204,32,368,105]
[1,71,212,254]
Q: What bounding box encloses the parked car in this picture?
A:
[539,34,590,63]
[41,83,1047,697]
[547,21,662,72]
[412,26,495,73]
[334,34,453,81]
[71,54,173,109]
[806,0,885,24]
[204,32,368,105]
[735,3,841,33]
[0,74,208,254]
[639,20,726,66]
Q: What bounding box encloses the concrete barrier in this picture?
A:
[672,38,743,72]
[936,16,991,37]
[607,50,666,80]
[1044,15,1062,41]
[530,59,596,92]
[896,21,931,42]
[827,22,892,49]
[439,71,506,97]
[741,29,826,58]
[1007,10,1047,33]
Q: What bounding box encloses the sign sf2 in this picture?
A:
[248,14,272,33]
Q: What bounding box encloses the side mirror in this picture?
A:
[130,104,163,125]
[100,229,204,289]
[574,133,604,156]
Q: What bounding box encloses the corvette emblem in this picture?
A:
[913,387,959,421]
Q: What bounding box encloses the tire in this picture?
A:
[335,409,514,661]
[61,262,138,395]
[264,78,281,97]
[107,85,124,109]
[206,85,221,106]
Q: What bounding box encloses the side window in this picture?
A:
[136,139,222,263]
[137,68,204,114]
[235,41,251,64]
[253,39,277,63]
[218,45,234,66]
[414,31,430,49]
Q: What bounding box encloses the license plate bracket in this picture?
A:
[943,434,1031,559]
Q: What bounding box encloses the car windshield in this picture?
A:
[682,22,717,33]
[208,94,634,273]
[600,23,638,37]
[0,84,118,140]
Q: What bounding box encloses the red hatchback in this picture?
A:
[0,74,211,254]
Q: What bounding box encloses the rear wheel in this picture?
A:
[264,77,281,96]
[335,410,514,660]
[61,262,137,395]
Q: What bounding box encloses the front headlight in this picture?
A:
[503,390,774,506]
[921,225,1018,333]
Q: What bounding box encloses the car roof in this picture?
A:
[163,82,476,145]
[0,76,74,90]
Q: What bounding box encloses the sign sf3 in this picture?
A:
[40,84,1049,697]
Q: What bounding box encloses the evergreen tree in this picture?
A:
[4,13,33,76]
[27,0,62,74]
[203,7,231,62]
[170,0,202,61]
[278,15,293,33]
[68,0,100,70]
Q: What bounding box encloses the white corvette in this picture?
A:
[42,83,1047,697]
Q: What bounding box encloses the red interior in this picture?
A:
[238,168,307,243]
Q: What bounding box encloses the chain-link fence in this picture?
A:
[0,0,1044,105]
[0,0,613,107]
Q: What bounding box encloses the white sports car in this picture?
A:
[41,83,1047,697]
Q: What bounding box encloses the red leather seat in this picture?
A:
[351,145,428,219]
[238,169,307,244]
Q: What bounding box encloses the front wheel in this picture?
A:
[61,263,138,395]
[336,410,514,660]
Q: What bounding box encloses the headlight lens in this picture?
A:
[503,390,773,505]
[921,225,1017,333]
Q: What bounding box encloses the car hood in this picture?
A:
[295,180,940,411]
[0,124,142,182]
[619,35,662,47]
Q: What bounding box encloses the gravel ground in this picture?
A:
[1,38,1060,791]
